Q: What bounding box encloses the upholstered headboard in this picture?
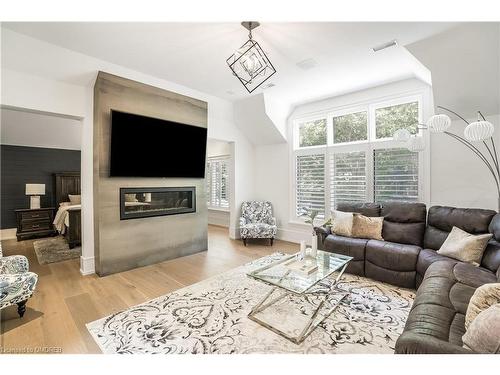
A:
[54,172,81,205]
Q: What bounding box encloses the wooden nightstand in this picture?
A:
[15,208,57,241]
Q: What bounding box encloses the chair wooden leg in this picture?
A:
[17,300,27,318]
[243,238,247,246]
[270,237,274,246]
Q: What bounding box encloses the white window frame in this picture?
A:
[290,92,426,223]
[206,155,231,212]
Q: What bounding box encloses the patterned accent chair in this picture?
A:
[239,201,277,246]
[0,246,38,317]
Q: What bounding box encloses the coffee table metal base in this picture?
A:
[248,263,349,344]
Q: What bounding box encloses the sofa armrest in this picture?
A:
[314,226,331,247]
[395,332,472,354]
[269,217,277,226]
[0,255,30,274]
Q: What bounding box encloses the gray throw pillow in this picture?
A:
[462,303,500,353]
[437,226,492,266]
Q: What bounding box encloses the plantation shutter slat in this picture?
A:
[295,154,325,218]
[374,148,418,202]
[206,157,230,209]
[330,151,367,209]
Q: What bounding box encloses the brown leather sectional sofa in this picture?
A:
[315,202,500,354]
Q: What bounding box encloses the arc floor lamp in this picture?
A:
[393,106,499,211]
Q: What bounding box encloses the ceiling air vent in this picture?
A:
[296,58,317,70]
[372,40,398,52]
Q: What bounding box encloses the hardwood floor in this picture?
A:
[0,226,298,353]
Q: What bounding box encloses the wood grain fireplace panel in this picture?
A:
[93,72,208,276]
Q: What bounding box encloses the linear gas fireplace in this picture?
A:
[120,187,196,220]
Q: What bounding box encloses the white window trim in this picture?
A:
[289,91,428,223]
[206,155,231,211]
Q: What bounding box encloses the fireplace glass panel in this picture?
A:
[120,187,196,220]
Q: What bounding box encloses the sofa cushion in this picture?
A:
[416,249,456,279]
[395,261,497,354]
[366,240,420,271]
[336,202,380,217]
[482,240,500,273]
[323,234,367,276]
[381,202,427,247]
[424,206,496,250]
[453,262,497,288]
[365,239,421,288]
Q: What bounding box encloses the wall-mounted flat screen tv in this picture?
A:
[109,110,207,178]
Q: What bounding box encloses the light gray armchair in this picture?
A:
[239,201,277,246]
[0,247,38,317]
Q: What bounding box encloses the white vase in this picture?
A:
[310,234,318,258]
[299,240,306,258]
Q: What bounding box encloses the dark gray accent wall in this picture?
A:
[0,145,81,229]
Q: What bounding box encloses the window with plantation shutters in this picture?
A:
[292,93,426,220]
[206,157,230,209]
[295,153,325,218]
[330,151,367,208]
[374,148,419,202]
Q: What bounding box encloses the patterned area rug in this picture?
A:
[33,236,81,265]
[87,253,415,354]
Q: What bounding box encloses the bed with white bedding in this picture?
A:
[54,172,81,248]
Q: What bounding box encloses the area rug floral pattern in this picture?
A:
[86,253,414,354]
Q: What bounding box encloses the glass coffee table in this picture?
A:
[247,250,353,344]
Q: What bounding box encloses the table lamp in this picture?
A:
[25,183,45,209]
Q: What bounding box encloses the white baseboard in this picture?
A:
[276,227,310,244]
[0,228,17,240]
[80,256,95,275]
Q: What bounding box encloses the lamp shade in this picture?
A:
[427,114,451,133]
[393,128,411,142]
[464,120,494,141]
[406,137,425,152]
[25,183,45,196]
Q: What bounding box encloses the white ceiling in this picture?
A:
[408,22,500,118]
[2,22,457,105]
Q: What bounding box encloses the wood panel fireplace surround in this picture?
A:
[120,187,196,220]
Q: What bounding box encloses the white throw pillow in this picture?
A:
[437,226,492,266]
[331,210,353,237]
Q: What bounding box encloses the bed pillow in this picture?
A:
[462,303,500,353]
[68,194,81,204]
[437,226,492,266]
[331,210,353,237]
[351,214,384,240]
[465,283,500,330]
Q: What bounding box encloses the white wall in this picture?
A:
[407,22,500,210]
[207,138,231,157]
[254,78,434,244]
[1,107,82,150]
[1,28,255,273]
[430,115,500,210]
[407,23,500,119]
